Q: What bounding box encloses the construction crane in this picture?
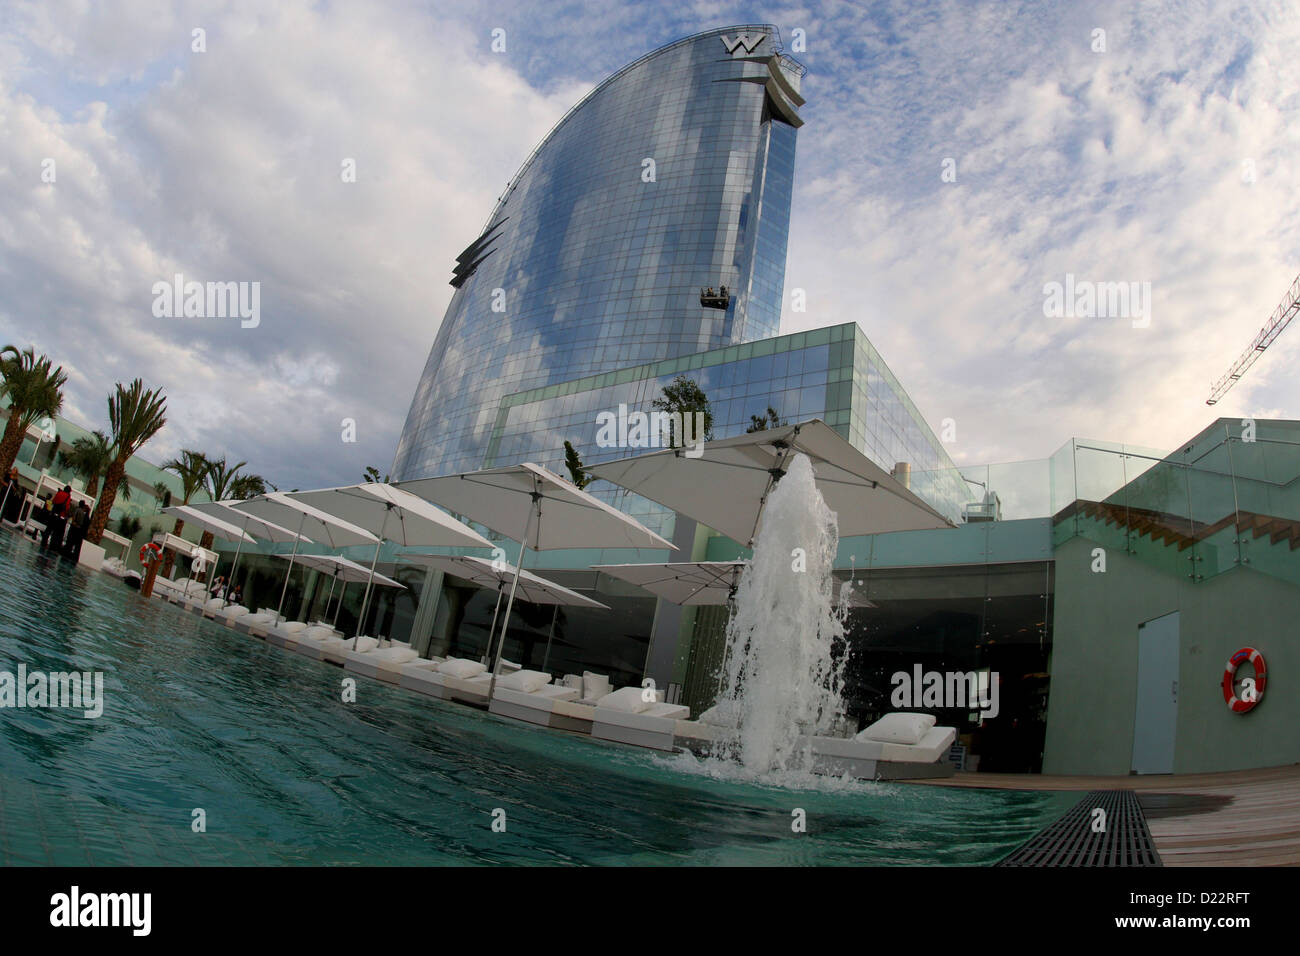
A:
[1207,271,1300,405]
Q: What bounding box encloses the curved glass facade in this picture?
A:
[393,25,804,479]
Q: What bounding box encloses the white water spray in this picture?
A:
[712,453,849,775]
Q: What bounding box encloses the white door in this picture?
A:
[1132,612,1179,774]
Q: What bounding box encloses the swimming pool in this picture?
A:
[0,532,1076,865]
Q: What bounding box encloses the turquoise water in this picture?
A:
[0,532,1076,865]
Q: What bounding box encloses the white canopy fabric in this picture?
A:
[402,553,606,671]
[288,483,493,550]
[272,553,405,629]
[595,561,876,609]
[401,554,608,608]
[395,463,671,694]
[592,561,747,607]
[231,492,379,549]
[185,499,313,600]
[229,492,381,620]
[161,505,255,544]
[286,483,491,645]
[188,500,313,544]
[589,418,954,546]
[396,462,673,552]
[272,552,405,588]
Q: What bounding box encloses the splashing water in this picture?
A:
[712,453,850,777]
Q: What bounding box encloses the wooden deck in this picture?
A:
[908,764,1300,865]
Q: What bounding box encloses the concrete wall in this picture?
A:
[1045,535,1300,775]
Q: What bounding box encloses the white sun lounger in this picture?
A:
[215,604,251,625]
[322,635,379,665]
[805,725,957,780]
[488,684,581,726]
[591,701,691,751]
[242,608,286,637]
[397,659,447,698]
[441,672,494,707]
[342,642,418,681]
[266,620,309,647]
[291,625,349,660]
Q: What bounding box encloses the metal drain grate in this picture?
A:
[1000,790,1161,867]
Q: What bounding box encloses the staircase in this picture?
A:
[1053,499,1300,586]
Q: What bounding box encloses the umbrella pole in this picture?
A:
[332,582,347,629]
[322,575,337,624]
[223,534,246,607]
[541,604,559,672]
[354,507,390,649]
[487,495,538,701]
[482,583,506,665]
[276,513,307,619]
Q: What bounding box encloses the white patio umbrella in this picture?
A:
[231,492,380,620]
[400,553,608,667]
[186,499,313,603]
[271,552,405,628]
[159,504,257,598]
[594,560,877,609]
[589,418,954,547]
[396,462,674,697]
[593,561,748,607]
[287,483,492,646]
[162,504,256,546]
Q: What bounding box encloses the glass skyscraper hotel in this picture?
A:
[393,26,806,480]
[382,25,975,710]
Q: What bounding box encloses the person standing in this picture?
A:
[40,485,72,551]
[63,501,91,562]
[0,468,21,524]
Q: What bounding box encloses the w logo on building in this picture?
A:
[720,33,765,55]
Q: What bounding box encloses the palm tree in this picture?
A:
[86,379,168,545]
[231,473,267,500]
[197,455,247,550]
[56,430,115,497]
[160,449,209,576]
[0,346,68,478]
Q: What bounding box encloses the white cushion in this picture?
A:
[855,712,937,745]
[562,674,584,691]
[596,686,654,714]
[583,671,611,699]
[499,669,551,693]
[439,658,487,679]
[698,701,738,728]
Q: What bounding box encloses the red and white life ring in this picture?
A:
[139,541,163,566]
[1222,647,1266,714]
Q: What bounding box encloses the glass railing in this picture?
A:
[906,424,1300,589]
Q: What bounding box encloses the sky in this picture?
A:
[1,0,1297,494]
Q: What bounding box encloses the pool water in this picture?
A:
[0,532,1076,865]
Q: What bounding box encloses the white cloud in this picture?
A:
[1,0,1297,499]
